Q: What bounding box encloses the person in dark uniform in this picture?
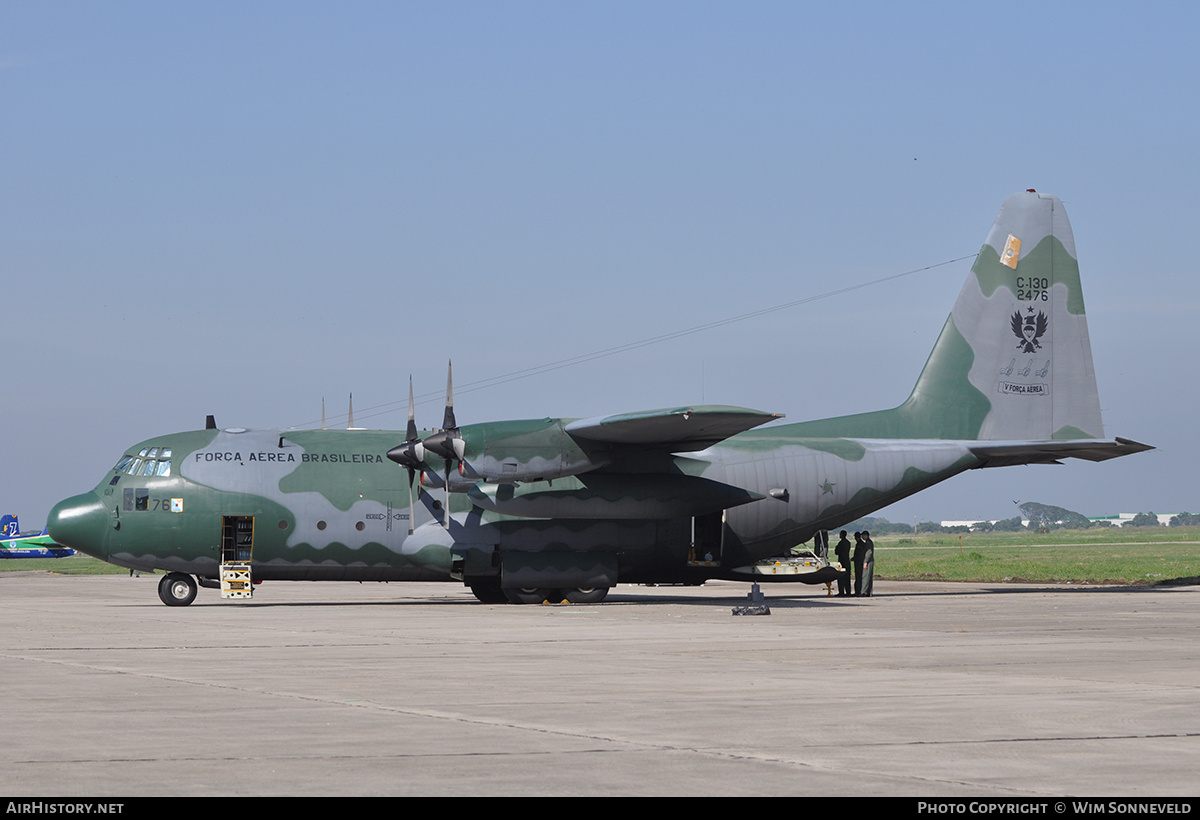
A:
[834,530,852,596]
[852,531,866,596]
[860,530,875,597]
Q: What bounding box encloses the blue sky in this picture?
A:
[3,2,1196,528]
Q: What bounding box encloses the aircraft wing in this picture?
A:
[968,437,1154,468]
[565,405,783,451]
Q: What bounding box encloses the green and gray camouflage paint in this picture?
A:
[47,191,1151,605]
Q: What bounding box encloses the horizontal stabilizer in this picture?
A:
[566,405,782,450]
[969,437,1154,468]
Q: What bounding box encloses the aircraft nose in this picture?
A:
[47,493,110,559]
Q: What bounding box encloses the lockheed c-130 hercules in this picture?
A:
[47,191,1151,606]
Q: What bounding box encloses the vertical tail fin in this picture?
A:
[792,191,1111,443]
[906,190,1103,441]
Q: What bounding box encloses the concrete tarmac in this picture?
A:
[1,573,1197,796]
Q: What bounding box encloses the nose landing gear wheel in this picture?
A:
[158,572,198,607]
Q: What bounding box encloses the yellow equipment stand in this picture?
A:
[220,561,253,599]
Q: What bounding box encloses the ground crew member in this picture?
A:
[834,530,852,596]
[852,532,865,596]
[860,530,875,597]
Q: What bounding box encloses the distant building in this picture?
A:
[938,513,1184,530]
[1089,513,1177,527]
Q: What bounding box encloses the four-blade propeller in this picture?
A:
[385,377,426,534]
[385,362,464,531]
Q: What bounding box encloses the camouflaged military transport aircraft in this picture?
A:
[47,191,1151,606]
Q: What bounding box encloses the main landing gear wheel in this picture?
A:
[158,572,198,607]
[501,587,610,604]
[503,587,559,605]
[563,587,609,604]
[468,579,509,604]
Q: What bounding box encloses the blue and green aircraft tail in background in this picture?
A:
[47,191,1151,606]
[1,515,76,559]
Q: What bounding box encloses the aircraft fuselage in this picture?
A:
[49,423,976,585]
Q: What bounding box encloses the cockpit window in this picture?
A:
[114,452,172,477]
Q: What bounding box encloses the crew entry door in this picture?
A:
[219,515,254,598]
